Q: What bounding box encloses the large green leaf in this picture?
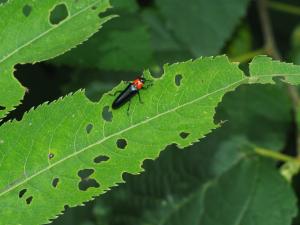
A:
[156,0,250,56]
[55,56,300,224]
[0,56,245,225]
[1,55,300,224]
[0,0,113,119]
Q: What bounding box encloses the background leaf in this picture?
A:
[156,0,251,56]
[216,84,292,150]
[0,0,113,119]
[52,0,154,71]
[200,157,296,225]
[81,136,296,225]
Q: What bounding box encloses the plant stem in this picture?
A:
[255,147,300,164]
[231,48,265,63]
[269,1,300,16]
[257,0,300,155]
[257,0,281,60]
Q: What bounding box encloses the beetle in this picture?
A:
[111,76,153,114]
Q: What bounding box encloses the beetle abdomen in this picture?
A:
[112,85,138,109]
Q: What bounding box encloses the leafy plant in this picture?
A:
[0,54,299,225]
[0,56,243,224]
[1,0,300,225]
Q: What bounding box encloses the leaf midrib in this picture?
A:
[0,1,101,65]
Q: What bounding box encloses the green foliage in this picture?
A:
[84,136,296,225]
[226,24,253,58]
[78,55,300,224]
[2,1,300,225]
[200,157,296,225]
[216,84,292,150]
[52,0,154,71]
[290,25,300,64]
[0,0,113,119]
[1,54,300,224]
[250,56,300,84]
[140,8,191,65]
[156,0,251,56]
[0,56,248,225]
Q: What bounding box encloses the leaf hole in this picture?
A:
[19,189,27,198]
[94,155,109,164]
[92,5,97,10]
[78,169,94,179]
[79,178,100,191]
[102,106,113,122]
[98,11,108,19]
[86,124,93,134]
[180,132,190,139]
[175,74,183,86]
[52,178,59,188]
[23,4,32,17]
[78,169,100,191]
[0,106,5,110]
[49,3,69,25]
[26,196,33,205]
[117,139,127,150]
[48,153,55,159]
